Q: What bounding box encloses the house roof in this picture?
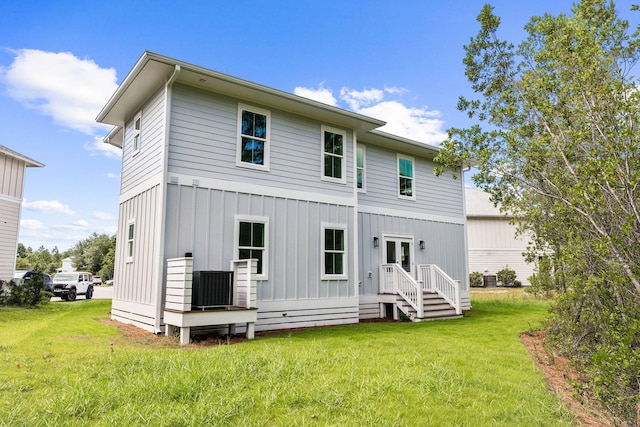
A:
[97,51,387,148]
[465,187,511,218]
[0,144,44,167]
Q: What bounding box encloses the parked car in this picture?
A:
[12,270,54,293]
[93,276,102,285]
[105,279,113,286]
[52,272,94,301]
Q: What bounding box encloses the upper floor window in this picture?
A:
[132,113,141,155]
[321,126,346,184]
[235,215,269,279]
[397,155,415,200]
[356,144,365,191]
[322,223,347,279]
[237,104,270,170]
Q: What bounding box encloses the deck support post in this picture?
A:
[246,322,255,339]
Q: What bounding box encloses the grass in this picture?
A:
[0,292,575,426]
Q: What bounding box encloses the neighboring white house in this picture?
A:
[465,187,534,286]
[56,257,75,273]
[0,145,44,281]
[96,51,470,343]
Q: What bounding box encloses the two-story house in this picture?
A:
[97,52,469,343]
[0,145,44,281]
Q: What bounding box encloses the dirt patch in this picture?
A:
[520,330,612,426]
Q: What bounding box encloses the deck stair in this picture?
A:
[395,291,460,321]
[380,263,462,322]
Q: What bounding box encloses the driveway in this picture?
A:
[50,285,112,301]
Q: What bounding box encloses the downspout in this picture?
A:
[352,130,359,302]
[461,165,471,309]
[154,64,181,334]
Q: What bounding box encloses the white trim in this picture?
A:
[320,125,347,184]
[356,144,366,193]
[0,194,22,204]
[234,215,269,280]
[236,103,271,171]
[357,204,465,225]
[165,172,356,207]
[397,153,416,200]
[321,222,348,280]
[382,234,415,277]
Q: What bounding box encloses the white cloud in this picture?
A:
[1,49,117,135]
[106,172,119,179]
[294,82,446,145]
[23,200,76,216]
[84,136,122,159]
[20,219,46,230]
[294,84,337,106]
[92,211,113,221]
[54,219,90,230]
[357,101,447,145]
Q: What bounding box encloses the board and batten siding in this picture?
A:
[357,211,470,317]
[357,143,464,219]
[0,154,25,199]
[167,84,355,199]
[0,199,20,280]
[111,184,162,333]
[163,182,359,330]
[119,87,166,196]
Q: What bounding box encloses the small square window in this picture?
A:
[236,216,269,278]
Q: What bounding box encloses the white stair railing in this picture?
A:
[380,264,423,318]
[418,264,461,315]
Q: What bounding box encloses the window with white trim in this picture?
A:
[132,113,141,155]
[397,154,415,200]
[321,126,346,183]
[322,224,347,279]
[237,104,270,170]
[126,220,135,261]
[356,144,365,191]
[235,216,269,278]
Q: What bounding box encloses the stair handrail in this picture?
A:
[418,264,461,315]
[380,264,424,318]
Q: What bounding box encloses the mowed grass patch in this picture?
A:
[0,295,573,426]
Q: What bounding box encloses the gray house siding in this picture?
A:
[163,181,358,331]
[0,199,20,280]
[357,211,470,318]
[1,155,25,199]
[168,84,355,198]
[120,87,166,195]
[357,142,464,219]
[111,184,162,332]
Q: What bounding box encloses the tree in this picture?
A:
[70,233,116,279]
[435,2,640,423]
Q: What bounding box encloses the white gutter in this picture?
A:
[154,64,181,334]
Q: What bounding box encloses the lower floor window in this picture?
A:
[323,226,345,277]
[237,219,267,276]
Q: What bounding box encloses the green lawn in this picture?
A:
[0,294,575,426]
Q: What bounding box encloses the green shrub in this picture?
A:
[526,256,555,297]
[1,271,48,307]
[469,271,484,287]
[497,266,520,287]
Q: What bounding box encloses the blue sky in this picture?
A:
[1,0,637,251]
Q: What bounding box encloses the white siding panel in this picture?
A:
[0,199,20,279]
[0,155,24,199]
